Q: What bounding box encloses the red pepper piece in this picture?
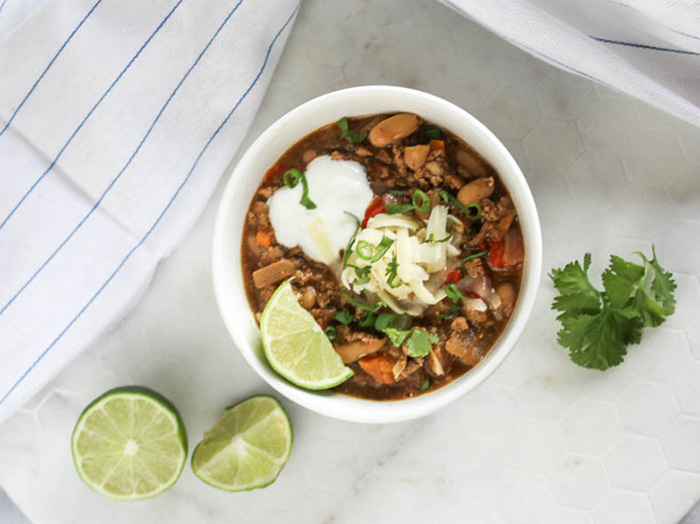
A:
[444,270,462,284]
[489,238,506,269]
[362,197,386,227]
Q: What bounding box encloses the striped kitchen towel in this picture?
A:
[442,0,700,128]
[0,0,298,424]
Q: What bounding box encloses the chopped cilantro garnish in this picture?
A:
[550,247,676,370]
[334,309,354,325]
[336,117,367,145]
[358,311,377,328]
[419,378,431,391]
[384,328,411,347]
[342,290,382,312]
[405,329,440,358]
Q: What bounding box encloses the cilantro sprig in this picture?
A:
[550,247,676,371]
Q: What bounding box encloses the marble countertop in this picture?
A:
[2,0,700,523]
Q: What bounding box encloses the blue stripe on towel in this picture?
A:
[592,36,700,56]
[0,0,104,138]
[0,0,244,317]
[0,5,298,407]
[0,0,185,232]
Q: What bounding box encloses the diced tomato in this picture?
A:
[263,163,303,185]
[362,197,386,227]
[444,270,462,284]
[359,353,396,384]
[489,238,505,268]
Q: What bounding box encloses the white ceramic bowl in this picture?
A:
[213,86,542,424]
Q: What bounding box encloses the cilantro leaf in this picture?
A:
[549,253,601,321]
[405,329,439,358]
[550,248,676,371]
[638,246,677,318]
[557,304,642,370]
[384,328,411,347]
[334,309,354,325]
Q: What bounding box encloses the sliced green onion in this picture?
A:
[385,203,416,215]
[324,326,337,341]
[419,378,431,391]
[299,172,316,210]
[370,236,394,262]
[438,190,480,220]
[385,254,401,288]
[426,233,453,243]
[283,168,301,188]
[464,202,482,220]
[355,240,376,260]
[284,168,316,210]
[342,290,382,312]
[341,211,361,269]
[412,190,430,213]
[445,283,467,303]
[388,189,405,197]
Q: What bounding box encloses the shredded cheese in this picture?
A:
[342,205,458,315]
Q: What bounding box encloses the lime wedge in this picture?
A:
[71,386,187,501]
[191,395,293,491]
[260,280,353,390]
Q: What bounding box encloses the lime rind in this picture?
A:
[191,395,293,492]
[260,280,353,390]
[71,386,187,501]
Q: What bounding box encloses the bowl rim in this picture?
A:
[212,85,542,424]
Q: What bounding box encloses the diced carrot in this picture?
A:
[429,139,445,152]
[256,229,274,248]
[359,353,396,384]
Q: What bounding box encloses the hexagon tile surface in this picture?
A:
[1,0,700,523]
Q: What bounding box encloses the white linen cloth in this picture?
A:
[441,0,700,128]
[0,0,299,424]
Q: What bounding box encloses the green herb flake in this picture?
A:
[424,129,442,140]
[358,312,377,328]
[550,247,676,371]
[337,117,368,145]
[385,203,416,215]
[334,309,354,325]
[445,283,467,303]
[406,329,440,358]
[419,378,431,391]
[384,328,411,347]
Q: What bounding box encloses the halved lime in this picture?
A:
[260,280,353,390]
[71,386,187,501]
[191,395,293,491]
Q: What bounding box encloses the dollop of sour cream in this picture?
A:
[268,155,373,265]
